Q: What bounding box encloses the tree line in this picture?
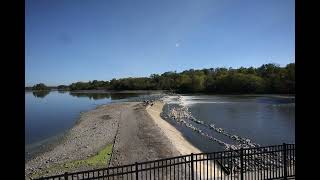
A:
[28,63,295,94]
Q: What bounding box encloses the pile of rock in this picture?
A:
[165,102,260,148]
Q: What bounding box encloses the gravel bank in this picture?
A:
[25,102,133,179]
[25,98,182,179]
[109,103,181,166]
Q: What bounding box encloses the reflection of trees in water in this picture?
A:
[110,93,138,100]
[69,93,111,100]
[257,97,295,105]
[32,91,50,98]
[69,92,139,100]
[58,90,68,94]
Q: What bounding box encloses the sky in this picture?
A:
[25,0,295,86]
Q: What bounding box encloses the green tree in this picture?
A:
[60,63,294,94]
[32,83,50,91]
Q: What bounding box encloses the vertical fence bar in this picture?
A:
[64,172,68,180]
[154,162,156,180]
[157,161,160,180]
[206,154,209,180]
[191,153,194,180]
[240,148,244,180]
[174,159,176,180]
[214,153,216,179]
[283,143,287,180]
[200,155,202,180]
[230,151,233,180]
[135,162,139,180]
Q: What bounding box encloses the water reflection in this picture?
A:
[69,92,111,100]
[32,91,50,98]
[256,97,295,104]
[68,92,139,100]
[110,93,139,100]
[57,90,69,94]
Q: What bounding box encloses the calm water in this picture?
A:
[25,90,148,160]
[163,95,295,152]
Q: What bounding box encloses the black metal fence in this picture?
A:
[37,143,295,180]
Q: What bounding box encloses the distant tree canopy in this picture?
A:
[69,80,109,91]
[54,63,295,94]
[32,83,50,91]
[57,85,69,90]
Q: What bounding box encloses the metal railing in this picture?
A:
[36,143,295,180]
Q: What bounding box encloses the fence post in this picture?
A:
[64,172,68,180]
[283,143,287,180]
[135,162,139,180]
[191,153,194,180]
[240,148,244,180]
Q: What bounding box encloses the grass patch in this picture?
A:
[64,143,113,168]
[30,144,113,179]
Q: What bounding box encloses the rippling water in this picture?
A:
[162,95,295,152]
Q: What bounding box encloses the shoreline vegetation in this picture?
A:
[26,63,295,94]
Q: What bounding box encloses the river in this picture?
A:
[26,91,294,160]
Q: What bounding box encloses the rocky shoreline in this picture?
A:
[25,93,178,179]
[25,102,127,179]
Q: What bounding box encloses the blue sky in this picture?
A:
[25,0,295,86]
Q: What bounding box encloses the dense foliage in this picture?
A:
[69,80,109,90]
[32,83,50,91]
[29,63,295,94]
[57,85,70,90]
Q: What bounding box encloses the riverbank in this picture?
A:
[25,99,185,179]
[146,101,201,155]
[146,100,222,176]
[25,102,127,178]
[109,102,181,167]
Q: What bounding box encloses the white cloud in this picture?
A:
[175,43,180,47]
